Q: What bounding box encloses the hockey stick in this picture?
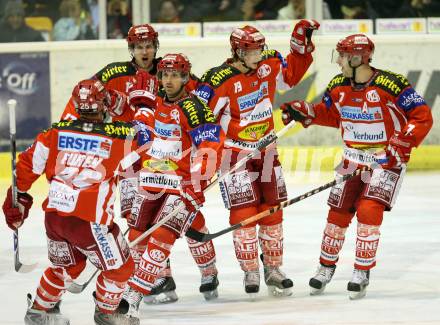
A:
[67,228,130,293]
[67,121,295,293]
[185,166,370,242]
[8,99,38,273]
[128,120,296,248]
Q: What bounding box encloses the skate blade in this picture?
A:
[247,292,258,301]
[202,289,218,301]
[25,313,70,325]
[267,285,293,297]
[348,288,367,300]
[143,291,178,305]
[310,285,325,296]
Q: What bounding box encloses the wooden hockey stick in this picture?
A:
[185,166,370,242]
[8,99,38,273]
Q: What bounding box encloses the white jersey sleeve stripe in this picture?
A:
[32,141,49,175]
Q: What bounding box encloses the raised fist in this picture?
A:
[280,100,315,127]
[107,89,127,116]
[128,70,159,109]
[290,19,320,55]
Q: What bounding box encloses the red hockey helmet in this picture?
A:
[336,34,375,64]
[72,79,108,115]
[230,25,266,52]
[126,24,159,47]
[158,53,191,74]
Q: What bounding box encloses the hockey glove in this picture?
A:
[128,70,159,109]
[290,19,320,55]
[2,187,33,231]
[180,180,205,212]
[107,89,127,117]
[280,100,315,128]
[385,131,416,169]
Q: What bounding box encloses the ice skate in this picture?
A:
[244,271,260,299]
[199,274,219,301]
[309,264,336,295]
[120,287,142,317]
[24,293,70,325]
[143,276,178,304]
[347,269,370,300]
[94,298,140,325]
[263,266,293,297]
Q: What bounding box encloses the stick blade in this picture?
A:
[67,282,87,294]
[15,261,38,273]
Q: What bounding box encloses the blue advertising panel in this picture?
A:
[0,52,50,151]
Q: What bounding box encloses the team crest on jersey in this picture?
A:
[170,109,180,123]
[366,90,380,102]
[257,64,271,79]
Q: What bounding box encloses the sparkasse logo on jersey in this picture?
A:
[341,106,383,121]
[154,120,182,138]
[237,82,269,111]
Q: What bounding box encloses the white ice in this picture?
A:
[0,173,439,325]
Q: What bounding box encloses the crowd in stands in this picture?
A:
[1,0,440,43]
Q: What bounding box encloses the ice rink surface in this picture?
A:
[0,172,439,325]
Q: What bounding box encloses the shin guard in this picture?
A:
[258,223,283,267]
[355,223,381,270]
[33,267,69,311]
[232,227,259,272]
[186,226,218,277]
[320,223,348,265]
[129,236,172,295]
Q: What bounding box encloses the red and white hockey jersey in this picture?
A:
[16,120,144,225]
[135,94,225,194]
[196,50,313,151]
[311,69,433,164]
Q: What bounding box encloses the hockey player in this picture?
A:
[280,34,433,299]
[2,79,147,324]
[195,21,319,297]
[121,53,225,315]
[60,23,218,304]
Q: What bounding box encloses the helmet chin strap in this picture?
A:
[348,58,362,83]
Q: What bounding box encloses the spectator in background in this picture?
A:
[53,0,96,40]
[324,0,343,18]
[107,0,130,39]
[178,0,241,22]
[277,0,332,20]
[340,0,369,19]
[277,0,305,20]
[86,0,99,35]
[158,0,181,23]
[398,0,440,17]
[242,0,288,20]
[367,0,405,18]
[0,1,45,42]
